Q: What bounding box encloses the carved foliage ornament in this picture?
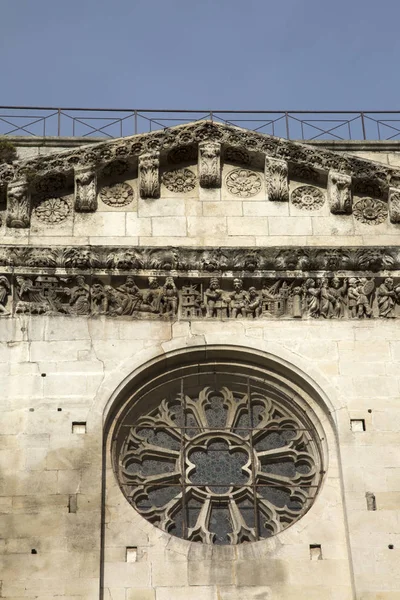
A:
[388,187,400,224]
[6,181,31,228]
[35,197,71,224]
[291,185,325,211]
[199,141,221,189]
[162,169,196,193]
[74,168,97,212]
[226,169,262,198]
[353,197,388,225]
[327,171,352,214]
[100,182,134,207]
[114,367,323,544]
[265,157,289,202]
[139,152,160,199]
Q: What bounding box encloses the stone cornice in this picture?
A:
[2,121,400,198]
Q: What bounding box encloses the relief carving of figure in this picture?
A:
[144,277,163,313]
[0,276,11,316]
[304,278,320,318]
[247,286,262,318]
[114,276,143,316]
[377,277,400,318]
[66,276,90,315]
[91,281,108,315]
[204,277,225,318]
[348,278,374,319]
[160,277,178,316]
[228,278,249,318]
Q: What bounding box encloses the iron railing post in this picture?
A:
[57,109,61,136]
[285,112,290,139]
[361,112,366,140]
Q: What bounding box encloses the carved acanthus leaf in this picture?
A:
[6,180,31,228]
[389,187,400,224]
[139,152,160,199]
[265,157,289,202]
[198,141,221,188]
[327,171,352,214]
[74,167,97,212]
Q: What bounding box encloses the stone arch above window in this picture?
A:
[110,352,326,545]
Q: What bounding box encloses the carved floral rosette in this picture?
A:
[291,185,325,211]
[35,197,71,224]
[100,182,134,207]
[353,198,388,225]
[225,169,262,198]
[162,169,196,193]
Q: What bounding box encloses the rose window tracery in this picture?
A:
[113,365,324,545]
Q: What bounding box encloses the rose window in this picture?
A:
[113,363,324,545]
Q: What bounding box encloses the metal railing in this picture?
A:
[1,106,400,141]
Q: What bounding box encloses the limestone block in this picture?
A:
[151,216,187,237]
[155,586,216,600]
[126,589,156,600]
[187,216,227,237]
[188,560,234,586]
[139,198,185,217]
[152,560,188,587]
[227,216,268,236]
[268,216,312,236]
[103,562,150,587]
[312,216,355,236]
[375,492,400,510]
[218,586,273,600]
[235,559,287,586]
[243,201,289,216]
[74,212,126,237]
[30,340,92,362]
[202,201,242,216]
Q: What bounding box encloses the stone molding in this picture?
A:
[2,121,400,201]
[0,246,400,319]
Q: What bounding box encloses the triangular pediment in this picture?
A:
[1,120,400,227]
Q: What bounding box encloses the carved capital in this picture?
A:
[265,157,289,202]
[198,141,221,188]
[327,171,352,214]
[389,187,400,224]
[6,180,31,228]
[74,167,97,212]
[139,152,160,199]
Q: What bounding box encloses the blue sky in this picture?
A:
[0,0,398,110]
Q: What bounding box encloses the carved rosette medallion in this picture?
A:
[100,182,134,207]
[353,198,388,225]
[35,197,71,224]
[291,185,325,210]
[226,169,262,198]
[114,368,323,544]
[162,169,196,193]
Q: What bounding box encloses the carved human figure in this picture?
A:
[356,278,374,319]
[204,278,224,318]
[161,277,178,316]
[329,278,348,318]
[228,278,249,318]
[377,278,399,318]
[91,281,108,315]
[347,278,359,319]
[304,278,320,318]
[318,278,334,319]
[247,287,262,318]
[0,276,11,316]
[67,276,90,315]
[144,277,163,313]
[114,276,143,316]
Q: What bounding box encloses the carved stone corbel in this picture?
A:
[327,171,352,214]
[198,141,221,188]
[6,180,31,228]
[74,167,97,212]
[389,187,400,224]
[265,157,289,202]
[139,152,160,199]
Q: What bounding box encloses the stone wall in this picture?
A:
[1,126,400,600]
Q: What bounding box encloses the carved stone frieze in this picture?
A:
[198,141,221,188]
[168,145,197,164]
[291,185,325,210]
[1,245,399,272]
[353,197,388,225]
[224,147,251,165]
[327,171,352,214]
[162,168,196,193]
[100,182,134,207]
[99,159,129,179]
[389,187,400,224]
[5,268,400,319]
[34,197,71,224]
[265,157,289,202]
[225,169,262,198]
[74,167,97,212]
[6,180,31,228]
[139,152,160,199]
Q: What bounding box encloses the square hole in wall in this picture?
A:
[72,422,87,434]
[310,544,322,560]
[350,419,365,432]
[126,547,137,563]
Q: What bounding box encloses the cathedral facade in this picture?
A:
[1,121,400,599]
